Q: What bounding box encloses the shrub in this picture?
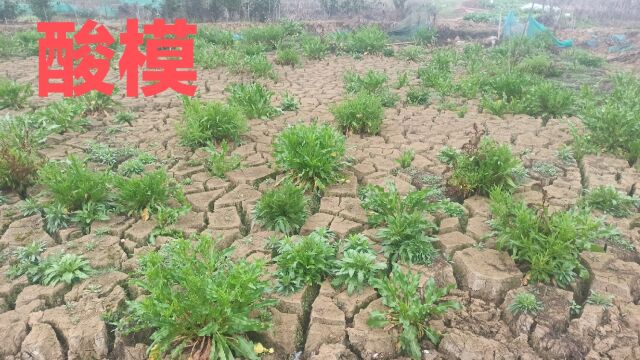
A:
[0,77,32,109]
[115,169,183,217]
[274,229,336,293]
[120,234,276,359]
[253,180,308,235]
[332,249,386,294]
[490,188,619,287]
[38,156,112,211]
[178,97,247,148]
[226,82,279,120]
[331,92,384,135]
[414,26,437,45]
[275,46,301,66]
[580,73,640,165]
[508,292,543,316]
[205,141,242,178]
[439,136,525,198]
[273,122,347,191]
[368,266,460,359]
[346,26,388,54]
[578,186,638,218]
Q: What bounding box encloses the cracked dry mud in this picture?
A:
[1,41,640,360]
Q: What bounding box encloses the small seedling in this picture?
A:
[586,291,613,309]
[114,111,135,126]
[205,141,242,178]
[508,292,543,316]
[396,150,415,169]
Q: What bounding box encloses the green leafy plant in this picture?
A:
[378,211,438,265]
[120,234,276,359]
[439,134,525,198]
[226,82,279,120]
[508,292,543,316]
[253,180,308,235]
[578,186,638,218]
[77,90,118,115]
[72,201,110,234]
[0,116,45,195]
[332,249,386,294]
[330,92,384,135]
[580,73,640,165]
[516,54,560,77]
[406,86,430,105]
[42,253,92,286]
[368,266,460,359]
[524,81,574,123]
[398,45,424,62]
[274,228,336,293]
[0,77,32,109]
[280,92,299,111]
[273,122,347,191]
[394,71,409,89]
[396,150,415,169]
[414,26,437,45]
[118,153,156,176]
[345,26,388,54]
[205,141,242,178]
[490,188,618,287]
[586,291,613,309]
[114,111,135,126]
[115,169,183,217]
[7,240,46,281]
[38,156,112,211]
[42,202,71,234]
[301,36,329,60]
[275,46,301,66]
[178,97,247,148]
[242,54,276,79]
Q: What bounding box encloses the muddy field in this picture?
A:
[1,24,640,360]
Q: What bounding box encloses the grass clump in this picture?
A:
[414,26,437,45]
[280,92,299,112]
[119,234,276,360]
[38,156,112,212]
[273,228,336,293]
[580,73,640,165]
[275,46,301,66]
[301,36,329,59]
[490,188,620,287]
[0,117,44,195]
[0,77,32,109]
[273,122,348,191]
[524,81,574,123]
[332,248,386,295]
[343,70,398,107]
[330,92,384,135]
[439,133,525,198]
[253,180,308,235]
[396,150,415,169]
[578,186,638,218]
[406,86,430,105]
[508,292,543,316]
[398,45,424,62]
[586,291,613,309]
[368,266,460,360]
[205,141,242,178]
[114,169,184,217]
[178,97,247,148]
[346,26,388,54]
[226,82,279,120]
[242,54,277,79]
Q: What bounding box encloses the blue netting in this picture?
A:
[502,10,572,48]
